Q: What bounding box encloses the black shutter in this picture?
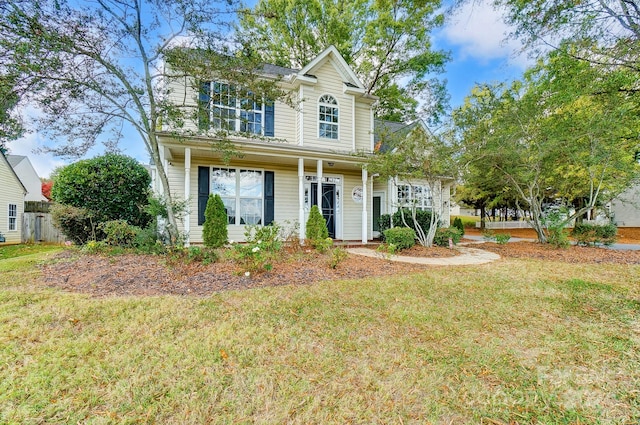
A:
[264,171,275,225]
[198,82,211,130]
[198,166,210,225]
[264,101,274,137]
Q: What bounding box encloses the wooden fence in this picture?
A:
[22,213,66,243]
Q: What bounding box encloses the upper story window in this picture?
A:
[199,81,274,137]
[318,94,338,139]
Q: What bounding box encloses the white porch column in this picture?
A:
[298,158,305,243]
[316,159,323,207]
[184,147,191,247]
[362,168,368,244]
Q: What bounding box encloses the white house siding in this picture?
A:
[302,61,355,153]
[0,157,25,244]
[354,103,372,152]
[611,183,640,227]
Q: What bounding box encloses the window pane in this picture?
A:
[221,197,236,225]
[212,168,236,197]
[239,170,263,197]
[239,199,262,225]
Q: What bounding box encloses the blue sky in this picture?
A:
[8,0,529,178]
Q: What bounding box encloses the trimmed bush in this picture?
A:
[571,223,618,246]
[50,203,98,245]
[306,205,329,243]
[202,194,228,248]
[383,227,416,251]
[51,153,151,228]
[452,217,465,236]
[379,209,436,241]
[433,227,462,247]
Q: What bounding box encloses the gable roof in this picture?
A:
[6,154,26,168]
[1,154,27,194]
[374,120,431,153]
[293,45,366,91]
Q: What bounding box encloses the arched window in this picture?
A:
[318,94,338,139]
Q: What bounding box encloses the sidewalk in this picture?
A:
[346,246,500,266]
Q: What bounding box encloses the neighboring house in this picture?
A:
[158,45,450,244]
[0,154,26,244]
[7,155,48,202]
[610,182,640,227]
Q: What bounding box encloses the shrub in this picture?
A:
[382,227,416,251]
[543,209,570,249]
[314,237,334,253]
[51,153,151,228]
[452,217,465,236]
[571,223,618,246]
[379,209,436,241]
[50,203,98,245]
[495,233,511,245]
[202,194,228,248]
[306,205,329,246]
[230,224,282,274]
[132,227,166,254]
[99,220,139,247]
[329,247,348,269]
[433,227,462,247]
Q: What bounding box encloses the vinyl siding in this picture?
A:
[0,158,24,244]
[302,61,355,152]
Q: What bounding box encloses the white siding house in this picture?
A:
[158,46,451,244]
[0,154,26,244]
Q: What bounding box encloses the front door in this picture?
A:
[311,183,336,238]
[372,191,385,238]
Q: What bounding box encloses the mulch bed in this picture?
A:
[39,242,640,297]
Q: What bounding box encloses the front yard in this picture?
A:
[1,245,639,423]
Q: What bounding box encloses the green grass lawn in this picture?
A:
[1,250,639,424]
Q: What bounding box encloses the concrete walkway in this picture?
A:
[346,246,500,266]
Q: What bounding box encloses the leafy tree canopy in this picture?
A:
[238,0,450,122]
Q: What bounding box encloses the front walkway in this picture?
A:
[346,246,500,266]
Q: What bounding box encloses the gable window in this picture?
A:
[397,184,432,210]
[199,82,274,137]
[8,204,17,231]
[318,94,339,139]
[212,167,264,225]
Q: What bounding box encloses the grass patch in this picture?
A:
[451,214,480,228]
[1,254,639,423]
[0,244,63,260]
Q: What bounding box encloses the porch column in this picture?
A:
[298,158,305,243]
[316,159,323,208]
[362,168,368,244]
[184,147,191,247]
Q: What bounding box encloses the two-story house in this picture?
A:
[157,46,450,244]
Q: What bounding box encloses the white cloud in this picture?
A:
[441,1,530,69]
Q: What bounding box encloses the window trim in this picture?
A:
[8,203,17,231]
[211,166,265,226]
[318,94,339,140]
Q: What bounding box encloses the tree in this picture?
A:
[238,0,450,122]
[366,125,456,247]
[202,194,228,248]
[0,0,280,244]
[454,46,640,243]
[0,74,24,151]
[51,153,152,228]
[305,205,329,241]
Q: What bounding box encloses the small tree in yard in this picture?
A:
[366,125,456,247]
[202,194,228,248]
[306,205,328,242]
